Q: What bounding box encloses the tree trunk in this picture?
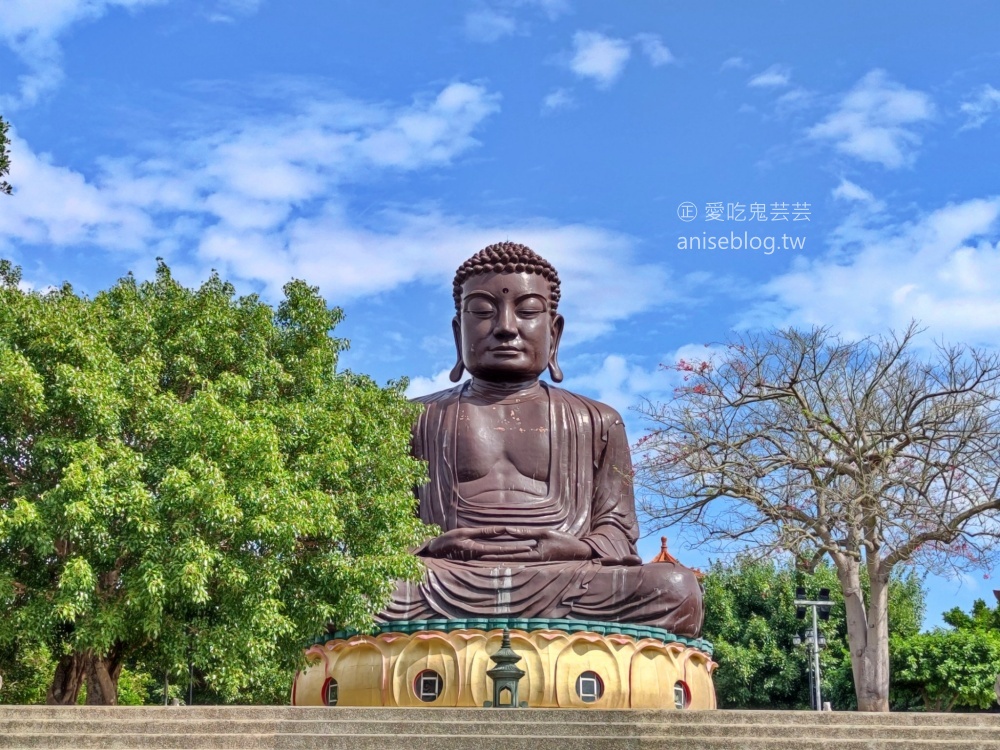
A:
[85,652,123,705]
[834,554,891,711]
[46,650,124,705]
[46,653,87,705]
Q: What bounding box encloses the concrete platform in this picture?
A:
[2,705,1000,749]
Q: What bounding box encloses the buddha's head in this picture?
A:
[449,242,564,384]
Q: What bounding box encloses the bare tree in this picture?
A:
[634,324,1000,711]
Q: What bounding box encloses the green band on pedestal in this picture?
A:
[318,617,713,656]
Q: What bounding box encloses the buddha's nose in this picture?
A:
[494,306,517,337]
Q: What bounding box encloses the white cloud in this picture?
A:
[356,82,502,169]
[775,87,813,112]
[464,9,518,42]
[463,0,569,40]
[746,195,1000,345]
[561,30,674,89]
[526,0,571,19]
[406,368,467,398]
[748,65,790,88]
[634,33,674,67]
[959,84,1000,130]
[254,212,670,342]
[3,79,677,345]
[721,56,747,71]
[563,343,727,436]
[219,0,261,9]
[831,178,882,208]
[807,70,934,169]
[564,354,668,418]
[0,0,165,108]
[206,0,263,23]
[0,81,500,251]
[0,131,153,250]
[568,31,631,89]
[542,87,575,112]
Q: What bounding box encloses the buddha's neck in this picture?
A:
[467,376,545,402]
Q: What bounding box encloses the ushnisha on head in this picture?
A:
[449,242,565,384]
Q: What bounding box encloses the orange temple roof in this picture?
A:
[651,536,705,580]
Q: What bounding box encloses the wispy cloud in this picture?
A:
[464,8,518,42]
[406,368,468,398]
[542,87,575,113]
[564,30,674,88]
[2,78,678,345]
[634,33,674,67]
[563,342,727,438]
[527,0,571,19]
[0,0,166,108]
[0,130,154,250]
[807,70,934,169]
[0,81,501,251]
[206,0,264,23]
[564,354,670,418]
[568,31,631,88]
[463,0,569,41]
[831,178,884,210]
[748,64,791,88]
[721,56,747,71]
[746,194,1000,345]
[959,84,1000,130]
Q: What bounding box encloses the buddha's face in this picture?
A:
[454,271,564,382]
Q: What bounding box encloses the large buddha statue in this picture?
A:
[379,243,703,638]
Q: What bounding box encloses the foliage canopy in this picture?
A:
[0,261,428,703]
[702,555,924,710]
[0,116,11,196]
[892,598,1000,712]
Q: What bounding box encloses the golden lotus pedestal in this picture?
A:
[292,619,716,710]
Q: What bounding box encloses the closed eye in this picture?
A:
[464,298,497,318]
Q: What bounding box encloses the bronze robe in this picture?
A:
[379,382,704,638]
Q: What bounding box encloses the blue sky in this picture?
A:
[2,1,1000,627]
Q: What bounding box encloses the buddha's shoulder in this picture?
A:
[545,384,625,427]
[408,382,625,426]
[409,383,465,408]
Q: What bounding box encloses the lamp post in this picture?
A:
[794,587,831,711]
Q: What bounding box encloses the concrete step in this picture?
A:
[4,718,1000,741]
[3,707,1000,750]
[4,735,1000,750]
[3,707,1000,725]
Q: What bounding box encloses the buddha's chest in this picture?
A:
[455,399,550,482]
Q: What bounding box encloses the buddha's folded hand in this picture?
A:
[423,526,539,561]
[476,527,593,562]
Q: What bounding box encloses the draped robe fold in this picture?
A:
[378,382,704,638]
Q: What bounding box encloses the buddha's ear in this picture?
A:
[449,315,465,382]
[548,313,565,383]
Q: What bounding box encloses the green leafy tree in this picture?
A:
[0,640,55,704]
[892,629,1000,711]
[0,261,429,704]
[702,555,924,710]
[892,598,1000,712]
[941,598,1000,632]
[0,116,12,195]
